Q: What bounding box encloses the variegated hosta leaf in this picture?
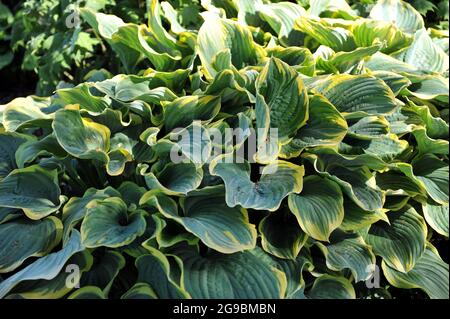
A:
[369,0,424,34]
[82,2,182,71]
[5,251,92,299]
[233,0,264,25]
[267,250,314,298]
[382,245,449,299]
[256,2,306,46]
[53,108,110,163]
[401,28,449,73]
[352,19,413,54]
[288,176,344,241]
[365,51,421,74]
[346,115,390,140]
[351,134,409,162]
[266,46,315,76]
[311,74,399,115]
[304,150,386,212]
[412,129,448,156]
[0,231,84,298]
[280,94,347,158]
[62,187,121,245]
[375,170,425,197]
[411,154,449,204]
[365,206,427,273]
[422,201,449,237]
[316,231,376,282]
[0,165,63,220]
[80,197,146,248]
[93,74,178,104]
[307,275,356,299]
[256,57,309,142]
[153,122,212,165]
[0,132,34,179]
[405,75,449,101]
[15,134,67,169]
[136,247,190,299]
[316,44,382,74]
[171,246,287,299]
[0,216,62,273]
[140,187,257,254]
[1,96,52,132]
[163,95,221,132]
[139,162,203,196]
[57,84,109,113]
[341,198,386,232]
[197,15,261,79]
[295,17,356,52]
[210,154,304,211]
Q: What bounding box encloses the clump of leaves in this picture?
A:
[0,0,448,299]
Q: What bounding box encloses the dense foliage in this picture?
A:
[0,0,448,299]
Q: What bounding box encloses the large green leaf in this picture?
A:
[62,187,121,245]
[256,57,309,142]
[0,216,62,273]
[0,132,34,179]
[401,29,449,73]
[365,206,427,273]
[382,245,449,299]
[140,187,257,254]
[172,246,287,298]
[140,162,203,196]
[295,17,356,52]
[136,248,190,299]
[57,84,109,113]
[52,108,110,163]
[341,198,385,231]
[412,154,449,204]
[312,74,398,115]
[80,197,146,248]
[352,19,413,54]
[304,150,386,212]
[163,95,221,132]
[5,251,92,299]
[0,165,63,220]
[0,231,84,298]
[15,134,67,169]
[307,275,356,299]
[267,250,314,298]
[280,95,347,158]
[317,231,376,282]
[369,0,424,34]
[1,97,52,132]
[210,154,304,211]
[288,176,344,242]
[422,201,449,237]
[197,15,261,79]
[257,2,306,46]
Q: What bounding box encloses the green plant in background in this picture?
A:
[0,0,150,95]
[0,0,448,299]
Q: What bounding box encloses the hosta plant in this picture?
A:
[0,0,448,299]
